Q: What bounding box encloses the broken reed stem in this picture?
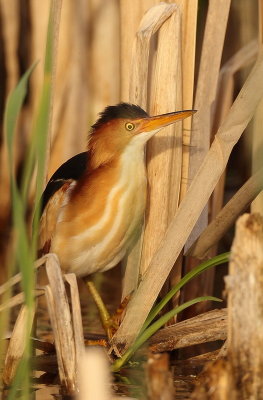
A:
[185,0,231,251]
[122,3,180,299]
[251,0,263,214]
[208,39,258,249]
[45,254,76,394]
[141,4,182,274]
[179,0,198,201]
[64,274,85,364]
[113,49,263,350]
[119,0,155,101]
[189,166,263,259]
[182,39,258,314]
[227,214,263,399]
[42,0,62,182]
[3,305,35,385]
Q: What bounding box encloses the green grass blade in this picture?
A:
[141,252,229,333]
[4,62,38,169]
[112,295,221,372]
[4,63,38,306]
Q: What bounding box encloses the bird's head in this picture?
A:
[88,103,195,169]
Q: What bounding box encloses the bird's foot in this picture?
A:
[86,281,131,341]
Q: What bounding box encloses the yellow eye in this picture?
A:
[125,122,135,131]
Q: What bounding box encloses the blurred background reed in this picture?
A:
[0,0,262,399]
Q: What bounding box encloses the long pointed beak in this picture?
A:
[138,109,196,133]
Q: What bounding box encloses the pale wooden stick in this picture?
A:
[185,0,231,252]
[113,49,263,350]
[227,214,263,398]
[45,254,76,394]
[189,167,263,259]
[3,305,35,385]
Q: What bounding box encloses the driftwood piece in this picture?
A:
[226,213,263,399]
[150,309,227,353]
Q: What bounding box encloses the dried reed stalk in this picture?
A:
[113,49,263,350]
[0,289,43,313]
[122,3,180,298]
[123,2,197,299]
[226,214,263,398]
[185,0,231,252]
[150,308,227,353]
[141,5,182,275]
[146,352,174,400]
[209,39,258,245]
[189,166,263,259]
[0,256,46,296]
[45,0,88,179]
[3,305,34,385]
[251,0,263,214]
[119,0,156,101]
[183,40,258,310]
[177,0,198,202]
[0,1,20,282]
[89,0,120,119]
[30,0,50,110]
[64,273,85,364]
[45,254,76,394]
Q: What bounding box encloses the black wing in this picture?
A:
[41,151,88,213]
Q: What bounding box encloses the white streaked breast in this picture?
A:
[52,138,148,276]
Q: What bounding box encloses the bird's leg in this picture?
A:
[86,281,119,340]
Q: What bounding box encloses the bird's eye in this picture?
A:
[125,122,135,131]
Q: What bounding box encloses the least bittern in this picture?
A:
[39,103,195,336]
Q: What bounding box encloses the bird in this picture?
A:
[39,103,195,278]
